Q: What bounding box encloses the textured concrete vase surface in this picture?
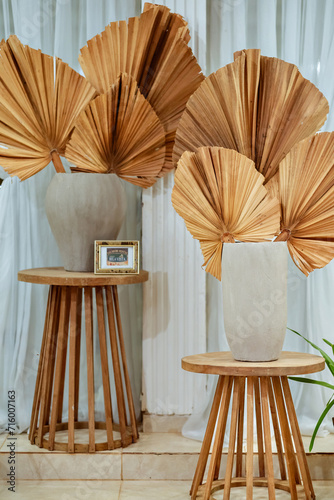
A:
[221,242,288,362]
[45,173,127,272]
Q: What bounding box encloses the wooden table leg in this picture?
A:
[281,377,315,500]
[113,285,138,441]
[260,377,276,499]
[268,378,287,481]
[236,377,245,478]
[190,375,225,499]
[223,377,240,500]
[68,287,79,453]
[254,377,265,478]
[272,377,299,500]
[84,287,95,452]
[96,286,114,450]
[106,286,128,446]
[246,377,254,500]
[48,286,70,450]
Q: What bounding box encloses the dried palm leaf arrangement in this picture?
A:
[0,35,96,180]
[79,2,204,173]
[172,146,280,280]
[173,49,334,279]
[173,49,329,183]
[0,3,204,185]
[65,73,166,187]
[275,132,334,275]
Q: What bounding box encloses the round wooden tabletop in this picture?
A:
[18,267,149,287]
[182,351,325,376]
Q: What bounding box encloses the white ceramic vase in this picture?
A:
[221,242,288,362]
[45,173,127,272]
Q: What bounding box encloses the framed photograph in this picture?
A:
[94,240,140,274]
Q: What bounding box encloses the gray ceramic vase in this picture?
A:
[221,241,288,362]
[45,173,127,272]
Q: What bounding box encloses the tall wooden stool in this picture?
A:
[182,351,325,500]
[18,267,148,453]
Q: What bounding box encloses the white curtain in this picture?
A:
[1,0,334,441]
[0,0,142,433]
[184,0,334,441]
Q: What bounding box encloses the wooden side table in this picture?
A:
[182,351,325,500]
[18,267,148,453]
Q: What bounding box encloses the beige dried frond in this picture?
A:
[0,35,96,180]
[79,3,204,172]
[173,49,329,182]
[172,146,280,280]
[275,132,334,275]
[65,73,166,187]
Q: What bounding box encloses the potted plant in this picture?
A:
[0,2,204,271]
[172,49,334,361]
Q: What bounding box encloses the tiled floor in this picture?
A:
[0,432,333,498]
[0,480,334,499]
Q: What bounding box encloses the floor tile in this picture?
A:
[122,432,202,454]
[0,434,8,451]
[0,480,121,499]
[122,453,199,481]
[119,480,191,499]
[0,453,122,480]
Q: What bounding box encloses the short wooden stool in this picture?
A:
[182,351,325,500]
[18,267,148,453]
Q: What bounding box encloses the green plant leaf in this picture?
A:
[288,328,334,377]
[288,376,334,391]
[309,398,334,451]
[323,338,334,356]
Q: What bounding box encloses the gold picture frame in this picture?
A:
[94,240,140,274]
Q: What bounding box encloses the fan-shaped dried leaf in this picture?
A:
[0,35,96,180]
[172,146,280,280]
[275,132,334,275]
[173,49,329,182]
[65,73,166,187]
[79,3,204,172]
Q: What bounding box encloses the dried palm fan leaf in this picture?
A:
[172,146,280,280]
[275,132,334,275]
[65,73,166,187]
[0,35,96,180]
[173,49,329,182]
[79,3,204,172]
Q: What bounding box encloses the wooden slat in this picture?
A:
[190,375,225,499]
[246,377,254,500]
[223,377,240,500]
[236,376,245,477]
[105,286,127,445]
[48,286,70,450]
[268,377,287,480]
[203,376,233,500]
[43,287,61,427]
[272,377,299,500]
[56,287,71,423]
[96,286,114,449]
[84,287,95,452]
[74,288,82,422]
[29,286,52,442]
[36,286,60,448]
[68,287,78,452]
[281,377,314,500]
[33,286,57,445]
[112,285,138,440]
[213,376,233,480]
[254,377,265,477]
[260,377,276,499]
